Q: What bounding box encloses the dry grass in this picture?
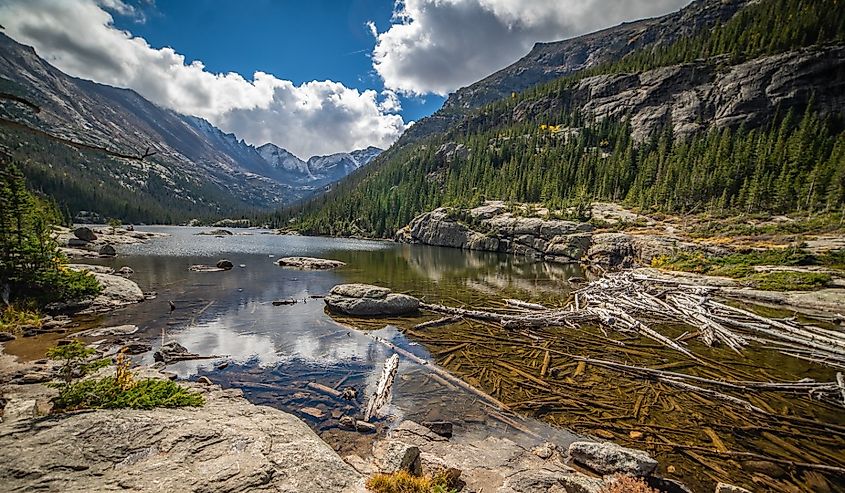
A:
[366,471,456,493]
[600,475,659,493]
[0,304,42,335]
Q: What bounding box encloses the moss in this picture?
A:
[743,271,832,291]
[53,377,204,411]
[365,471,458,493]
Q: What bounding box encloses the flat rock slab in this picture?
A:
[277,257,346,270]
[0,385,364,492]
[77,325,139,338]
[325,284,419,316]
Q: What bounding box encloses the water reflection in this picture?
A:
[80,226,580,450]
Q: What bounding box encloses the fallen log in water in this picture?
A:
[421,272,845,368]
[364,353,399,422]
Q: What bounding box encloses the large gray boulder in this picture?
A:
[372,440,422,475]
[567,441,657,476]
[73,226,97,242]
[325,284,420,316]
[545,233,592,261]
[0,385,364,492]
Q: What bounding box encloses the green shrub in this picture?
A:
[743,271,832,291]
[53,377,204,411]
[47,339,97,385]
[0,157,101,305]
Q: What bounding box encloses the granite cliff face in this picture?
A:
[401,0,753,145]
[512,46,845,142]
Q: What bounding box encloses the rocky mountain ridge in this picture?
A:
[400,0,753,145]
[258,143,382,185]
[0,32,380,220]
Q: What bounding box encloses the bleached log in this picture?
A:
[364,354,399,422]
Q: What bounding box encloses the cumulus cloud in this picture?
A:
[0,0,406,158]
[371,0,690,96]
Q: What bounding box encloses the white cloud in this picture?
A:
[371,0,690,96]
[0,0,407,158]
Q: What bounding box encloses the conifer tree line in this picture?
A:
[270,0,845,237]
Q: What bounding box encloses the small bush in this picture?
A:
[600,475,658,493]
[743,271,832,291]
[53,377,204,411]
[0,304,42,334]
[366,471,457,493]
[47,339,97,385]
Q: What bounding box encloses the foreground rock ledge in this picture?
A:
[0,381,364,492]
[325,284,420,316]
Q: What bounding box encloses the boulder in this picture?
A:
[502,470,604,493]
[325,284,419,316]
[568,441,657,476]
[87,273,145,312]
[121,342,152,355]
[73,226,97,242]
[67,238,90,248]
[116,266,134,276]
[277,257,346,270]
[216,259,234,270]
[545,233,592,260]
[79,324,139,337]
[98,244,117,257]
[372,440,421,475]
[586,233,635,269]
[0,331,15,342]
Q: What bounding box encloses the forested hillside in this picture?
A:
[274,0,845,237]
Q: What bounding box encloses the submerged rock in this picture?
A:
[277,257,346,270]
[324,284,419,316]
[568,440,658,476]
[216,259,234,270]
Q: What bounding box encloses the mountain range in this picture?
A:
[0,32,379,222]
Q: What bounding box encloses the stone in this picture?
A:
[325,284,420,316]
[300,407,324,419]
[67,238,90,247]
[372,440,421,475]
[98,244,117,257]
[277,257,346,270]
[568,441,657,476]
[85,273,145,312]
[1,398,38,423]
[73,226,97,241]
[502,470,604,493]
[545,233,592,260]
[531,442,558,460]
[344,455,377,476]
[216,259,234,270]
[716,483,752,493]
[389,420,448,443]
[116,266,134,276]
[196,376,213,385]
[422,420,453,438]
[121,342,152,355]
[0,384,363,492]
[330,284,392,299]
[78,324,139,337]
[0,331,15,342]
[586,233,635,269]
[153,341,199,364]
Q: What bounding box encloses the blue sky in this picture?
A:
[110,0,444,123]
[0,0,689,157]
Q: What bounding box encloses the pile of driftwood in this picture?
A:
[420,272,845,371]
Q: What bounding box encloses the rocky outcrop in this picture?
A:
[73,226,97,242]
[0,379,364,492]
[324,284,420,316]
[397,202,593,261]
[561,46,845,143]
[277,257,346,270]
